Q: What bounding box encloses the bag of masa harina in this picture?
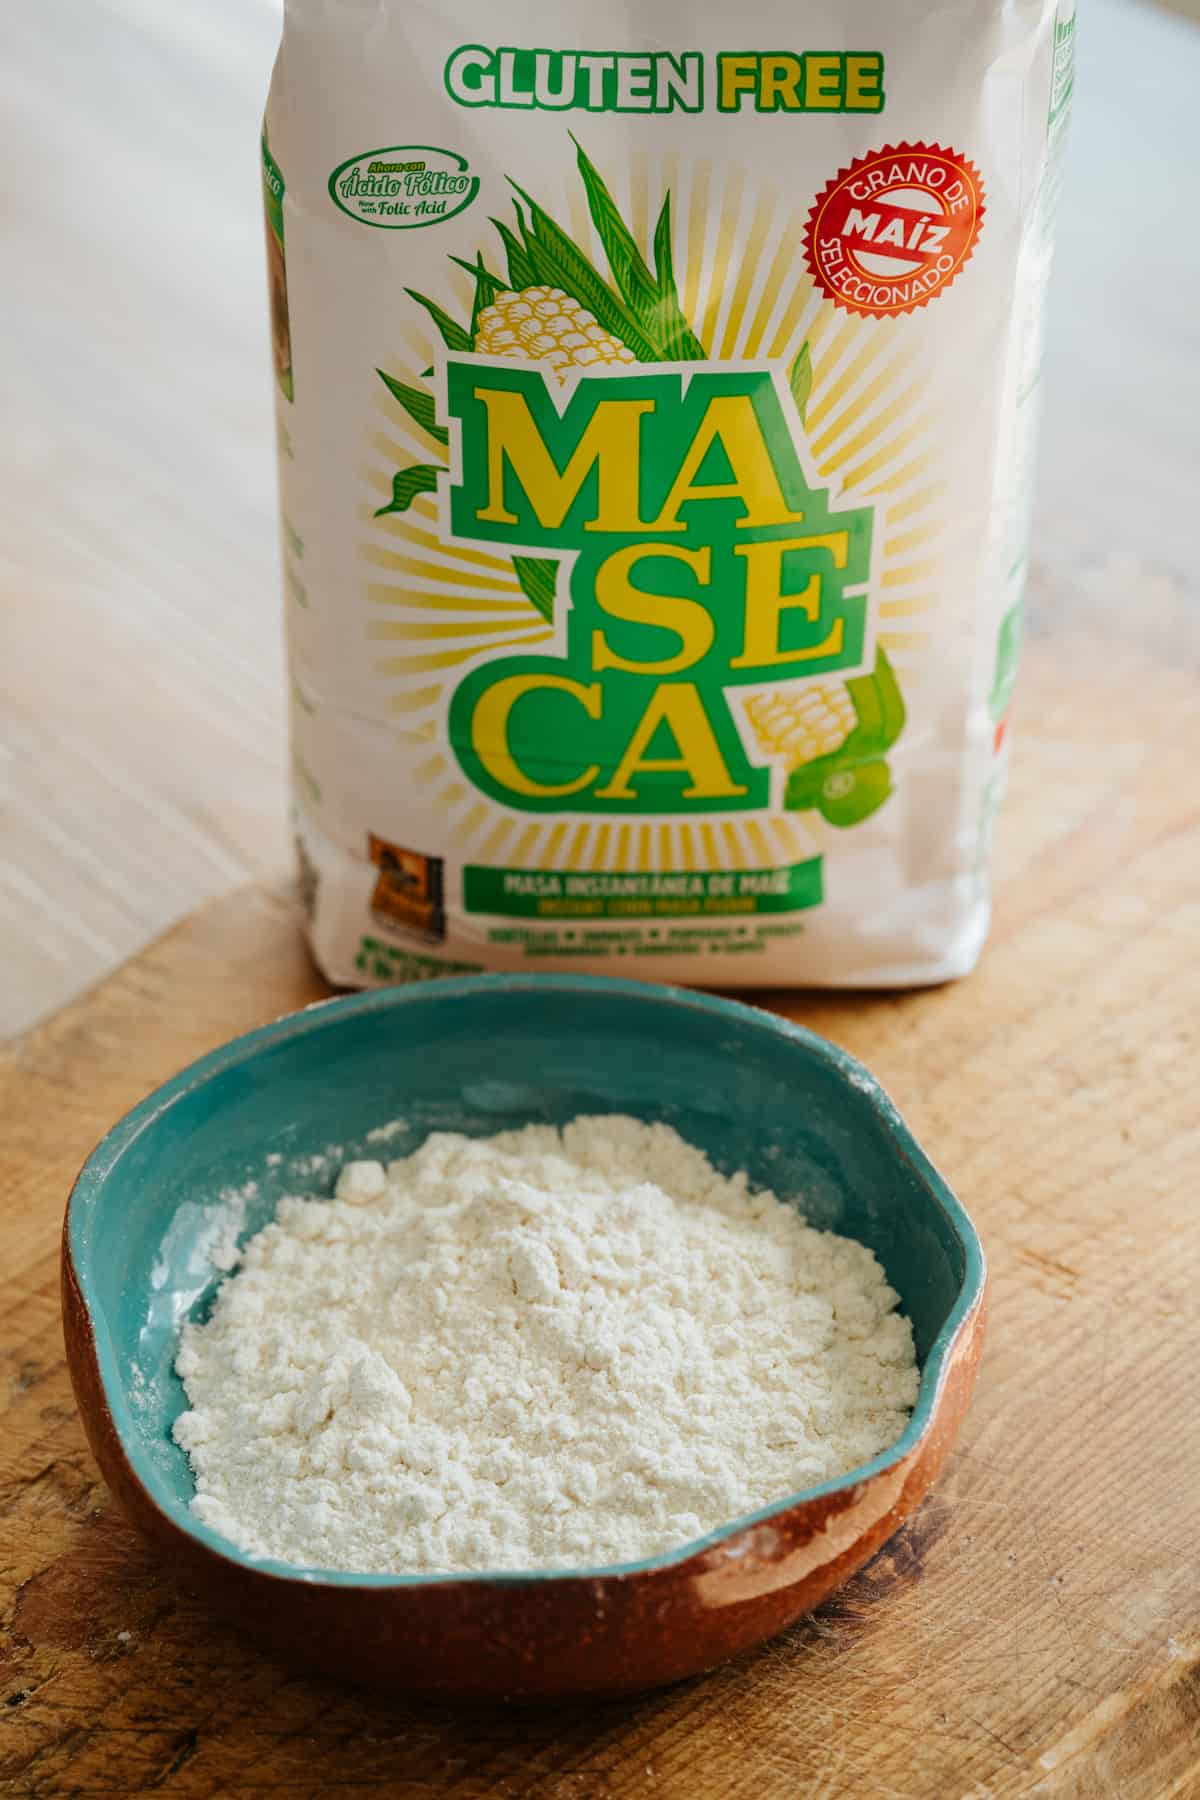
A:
[263,0,1074,988]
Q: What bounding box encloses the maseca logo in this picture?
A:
[804,142,985,317]
[439,360,879,815]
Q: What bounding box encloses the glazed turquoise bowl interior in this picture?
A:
[67,974,984,1586]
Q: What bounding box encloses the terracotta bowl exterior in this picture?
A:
[62,976,985,1700]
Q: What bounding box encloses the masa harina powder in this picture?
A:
[173,1116,918,1574]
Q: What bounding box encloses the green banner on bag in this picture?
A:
[463,858,823,919]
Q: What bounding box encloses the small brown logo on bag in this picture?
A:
[368,835,446,941]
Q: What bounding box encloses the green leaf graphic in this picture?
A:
[374,463,441,518]
[844,647,906,757]
[818,761,894,827]
[989,603,1023,722]
[783,653,907,814]
[509,180,660,360]
[652,194,708,362]
[451,253,508,337]
[783,765,827,812]
[490,216,535,293]
[789,341,813,420]
[404,288,472,353]
[572,137,659,322]
[376,370,448,446]
[512,556,556,622]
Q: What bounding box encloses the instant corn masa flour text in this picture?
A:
[265,0,1074,988]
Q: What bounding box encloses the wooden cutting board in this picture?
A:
[3,608,1200,1797]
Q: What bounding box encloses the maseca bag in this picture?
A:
[263,0,1074,988]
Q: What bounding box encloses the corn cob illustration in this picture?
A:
[475,285,636,374]
[746,684,859,768]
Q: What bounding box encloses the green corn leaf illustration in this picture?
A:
[783,653,907,813]
[876,648,906,745]
[784,757,895,823]
[518,224,573,293]
[844,647,906,755]
[789,341,814,420]
[823,649,906,763]
[509,181,660,361]
[521,220,653,355]
[652,195,707,362]
[512,555,556,622]
[989,602,1023,722]
[404,288,472,353]
[376,370,448,447]
[451,253,508,337]
[782,765,827,812]
[490,215,535,292]
[818,761,894,826]
[374,463,441,518]
[571,137,659,322]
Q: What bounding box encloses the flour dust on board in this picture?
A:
[264,0,1074,989]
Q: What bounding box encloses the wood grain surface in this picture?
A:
[3,587,1200,1793]
[3,0,1199,1037]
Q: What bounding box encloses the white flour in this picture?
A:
[173,1117,918,1574]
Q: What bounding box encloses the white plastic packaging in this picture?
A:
[263,0,1074,988]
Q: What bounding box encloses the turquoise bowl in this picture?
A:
[63,975,985,1699]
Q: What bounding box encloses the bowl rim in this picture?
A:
[66,972,987,1591]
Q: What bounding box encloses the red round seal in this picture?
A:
[804,143,985,319]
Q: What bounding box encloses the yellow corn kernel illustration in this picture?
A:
[745,684,858,767]
[475,287,638,375]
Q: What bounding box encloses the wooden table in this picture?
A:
[3,578,1200,1794]
[2,0,1199,1038]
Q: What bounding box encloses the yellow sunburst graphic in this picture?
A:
[358,154,944,875]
